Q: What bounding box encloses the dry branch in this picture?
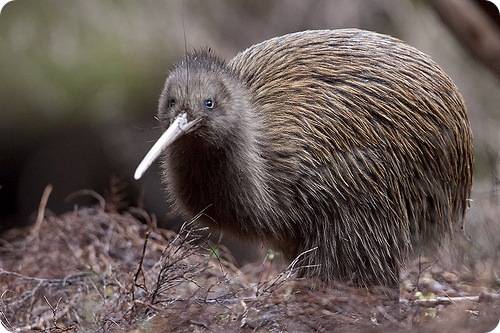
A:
[31,184,53,237]
[415,292,500,307]
[65,189,106,210]
[430,0,500,80]
[415,295,479,306]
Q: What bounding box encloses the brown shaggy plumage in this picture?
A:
[157,29,473,286]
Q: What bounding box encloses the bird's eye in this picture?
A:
[204,98,215,110]
[167,98,176,108]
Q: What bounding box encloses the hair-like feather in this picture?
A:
[158,29,473,286]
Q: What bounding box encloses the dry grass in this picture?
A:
[0,197,499,332]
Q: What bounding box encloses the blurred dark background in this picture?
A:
[1,0,499,262]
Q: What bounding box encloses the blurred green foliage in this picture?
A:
[0,1,182,132]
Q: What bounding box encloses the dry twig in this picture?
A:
[31,184,53,237]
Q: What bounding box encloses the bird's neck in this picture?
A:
[166,109,273,235]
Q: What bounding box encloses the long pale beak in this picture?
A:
[134,113,200,180]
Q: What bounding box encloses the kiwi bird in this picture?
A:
[135,29,473,286]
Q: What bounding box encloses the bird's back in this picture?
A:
[229,29,472,251]
[229,29,468,150]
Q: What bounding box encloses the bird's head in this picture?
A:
[134,49,252,179]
